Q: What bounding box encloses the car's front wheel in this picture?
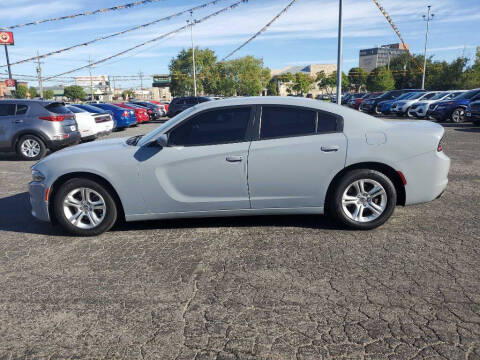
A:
[53,178,117,236]
[16,135,46,160]
[451,107,466,123]
[329,169,397,230]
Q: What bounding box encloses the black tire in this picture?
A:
[451,107,466,123]
[328,169,397,230]
[53,178,118,236]
[16,134,47,161]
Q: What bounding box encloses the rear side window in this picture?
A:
[16,104,28,115]
[260,106,316,139]
[318,112,340,133]
[45,103,72,114]
[0,104,16,116]
[169,107,251,146]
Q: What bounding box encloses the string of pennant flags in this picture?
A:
[1,0,172,30]
[0,0,227,68]
[44,0,249,81]
[221,0,299,61]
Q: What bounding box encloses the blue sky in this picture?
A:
[1,0,479,88]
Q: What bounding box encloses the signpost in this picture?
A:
[1,31,15,94]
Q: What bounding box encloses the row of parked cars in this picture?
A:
[0,99,170,161]
[342,88,480,124]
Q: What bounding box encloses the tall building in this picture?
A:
[359,43,410,73]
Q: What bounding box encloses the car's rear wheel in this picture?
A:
[53,178,117,236]
[16,135,46,161]
[374,105,382,115]
[451,107,466,123]
[329,169,397,230]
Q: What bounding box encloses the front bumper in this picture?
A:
[360,103,375,113]
[29,181,50,222]
[410,106,428,117]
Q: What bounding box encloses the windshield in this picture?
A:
[137,106,199,147]
[422,92,440,100]
[406,92,425,100]
[457,89,480,99]
[430,92,448,100]
[67,105,86,113]
[78,104,105,113]
[396,93,415,100]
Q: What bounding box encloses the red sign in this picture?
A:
[0,32,14,45]
[5,79,15,87]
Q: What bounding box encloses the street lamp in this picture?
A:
[421,5,434,90]
[336,0,343,104]
[187,11,198,97]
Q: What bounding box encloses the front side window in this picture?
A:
[0,104,16,116]
[260,106,316,139]
[168,107,251,146]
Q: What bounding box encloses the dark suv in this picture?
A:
[166,96,212,117]
[0,100,80,160]
[360,89,423,114]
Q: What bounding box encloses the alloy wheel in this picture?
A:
[63,187,106,229]
[20,139,41,158]
[341,179,387,223]
[452,108,465,123]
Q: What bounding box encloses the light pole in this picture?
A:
[187,11,198,97]
[421,5,434,90]
[336,0,343,104]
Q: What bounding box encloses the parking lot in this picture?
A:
[0,120,479,359]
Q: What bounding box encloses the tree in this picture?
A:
[348,67,368,91]
[267,78,278,96]
[317,71,349,94]
[220,56,271,96]
[44,89,54,100]
[14,84,28,99]
[367,67,395,91]
[64,85,86,101]
[292,72,315,95]
[122,89,134,100]
[28,86,38,98]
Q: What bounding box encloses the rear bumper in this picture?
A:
[45,132,81,150]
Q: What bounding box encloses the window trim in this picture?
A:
[253,104,344,141]
[166,105,255,147]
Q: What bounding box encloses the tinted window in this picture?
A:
[261,106,316,139]
[318,112,339,133]
[198,97,211,103]
[16,104,28,115]
[169,107,251,146]
[67,106,86,113]
[45,103,72,114]
[186,98,197,105]
[0,104,16,116]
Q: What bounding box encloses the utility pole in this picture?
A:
[36,50,43,98]
[336,0,344,104]
[88,56,94,101]
[421,5,434,90]
[187,11,197,97]
[4,45,12,80]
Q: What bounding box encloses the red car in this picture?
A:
[148,100,169,113]
[353,92,383,110]
[114,103,149,123]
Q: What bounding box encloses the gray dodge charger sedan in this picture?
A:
[29,97,450,236]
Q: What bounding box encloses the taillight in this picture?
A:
[147,109,152,113]
[437,137,444,152]
[123,111,129,117]
[39,115,65,121]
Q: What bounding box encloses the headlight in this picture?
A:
[32,169,46,182]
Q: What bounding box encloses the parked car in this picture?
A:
[316,94,333,102]
[409,91,465,119]
[74,104,116,125]
[114,103,149,124]
[0,100,80,160]
[427,88,480,123]
[377,92,418,115]
[341,93,353,105]
[67,105,114,137]
[89,103,135,129]
[347,93,369,109]
[126,102,162,121]
[148,100,169,113]
[29,96,450,236]
[166,96,212,117]
[465,100,480,126]
[360,89,423,114]
[390,91,441,117]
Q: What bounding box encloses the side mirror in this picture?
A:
[155,134,168,148]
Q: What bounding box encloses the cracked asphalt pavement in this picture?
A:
[0,121,479,359]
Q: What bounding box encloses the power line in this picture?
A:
[221,0,299,61]
[1,0,170,30]
[0,0,228,68]
[44,0,249,81]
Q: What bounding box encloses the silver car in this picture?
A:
[29,97,450,236]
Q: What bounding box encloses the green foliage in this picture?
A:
[43,89,54,100]
[28,87,38,98]
[64,85,86,101]
[267,78,278,96]
[367,67,395,91]
[14,84,28,99]
[317,71,349,94]
[348,67,368,91]
[122,89,134,100]
[292,72,315,95]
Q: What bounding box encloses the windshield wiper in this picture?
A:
[126,134,144,146]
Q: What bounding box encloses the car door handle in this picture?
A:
[13,119,23,123]
[321,145,340,152]
[226,155,243,163]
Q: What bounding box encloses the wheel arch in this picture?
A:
[48,172,125,225]
[325,162,406,211]
[13,130,49,151]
